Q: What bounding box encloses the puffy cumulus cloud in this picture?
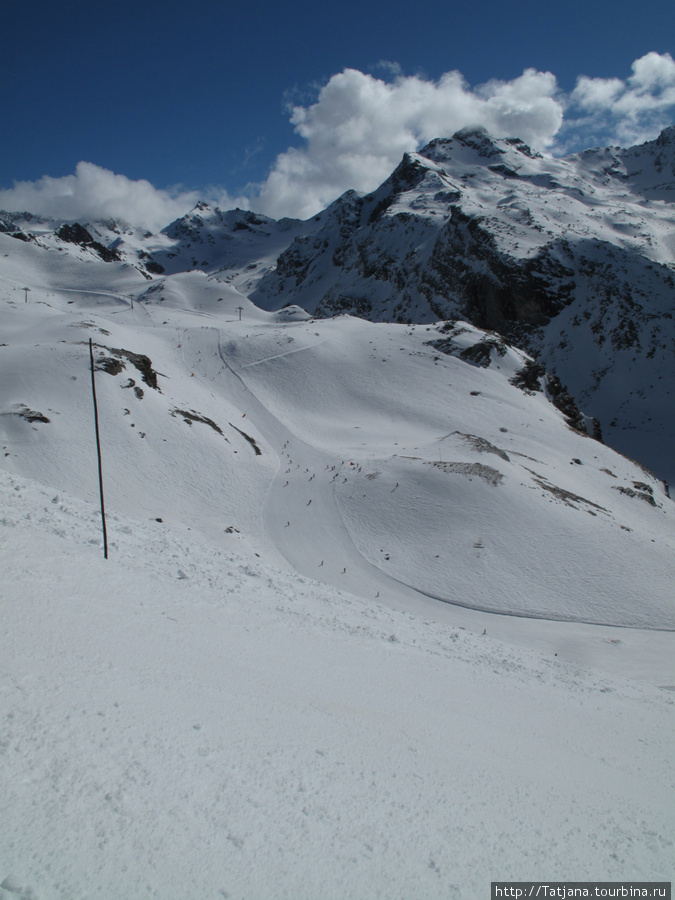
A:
[567,52,675,148]
[570,77,625,110]
[629,51,675,91]
[255,67,563,219]
[477,69,563,140]
[0,162,240,232]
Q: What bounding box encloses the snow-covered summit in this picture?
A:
[575,123,675,202]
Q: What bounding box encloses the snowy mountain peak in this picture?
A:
[572,125,675,201]
[449,125,504,157]
[417,127,543,167]
[245,129,675,482]
[621,125,675,199]
[415,129,502,166]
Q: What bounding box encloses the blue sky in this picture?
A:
[1,0,674,226]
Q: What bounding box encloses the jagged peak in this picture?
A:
[419,129,542,163]
[502,137,542,159]
[391,151,434,184]
[451,126,505,157]
[162,203,220,235]
[1,210,37,222]
[320,189,362,215]
[452,125,491,141]
[418,128,505,165]
[0,209,60,228]
[621,124,675,157]
[418,137,453,157]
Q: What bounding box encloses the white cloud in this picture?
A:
[629,51,675,92]
[0,162,240,232]
[371,60,404,78]
[570,77,625,110]
[566,52,675,148]
[477,69,563,140]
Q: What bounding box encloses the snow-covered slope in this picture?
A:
[2,471,674,900]
[3,127,672,484]
[154,203,308,287]
[1,247,672,628]
[1,246,674,897]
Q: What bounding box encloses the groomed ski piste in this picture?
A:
[1,238,674,899]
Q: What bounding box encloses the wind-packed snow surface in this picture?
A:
[1,238,674,898]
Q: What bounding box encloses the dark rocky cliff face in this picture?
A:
[251,126,673,336]
[244,128,674,482]
[56,222,122,262]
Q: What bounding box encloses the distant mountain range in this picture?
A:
[2,125,673,482]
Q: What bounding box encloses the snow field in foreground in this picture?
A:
[1,473,674,900]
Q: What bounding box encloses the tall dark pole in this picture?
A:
[89,338,108,559]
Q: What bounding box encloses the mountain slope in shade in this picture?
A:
[246,127,675,482]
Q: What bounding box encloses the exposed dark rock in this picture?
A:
[92,345,162,390]
[229,423,261,455]
[612,482,659,506]
[6,404,51,424]
[459,337,507,367]
[453,432,510,461]
[95,355,125,376]
[509,359,545,393]
[171,409,225,435]
[56,222,121,262]
[509,360,602,439]
[426,460,504,485]
[527,470,608,511]
[488,164,520,178]
[121,378,144,399]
